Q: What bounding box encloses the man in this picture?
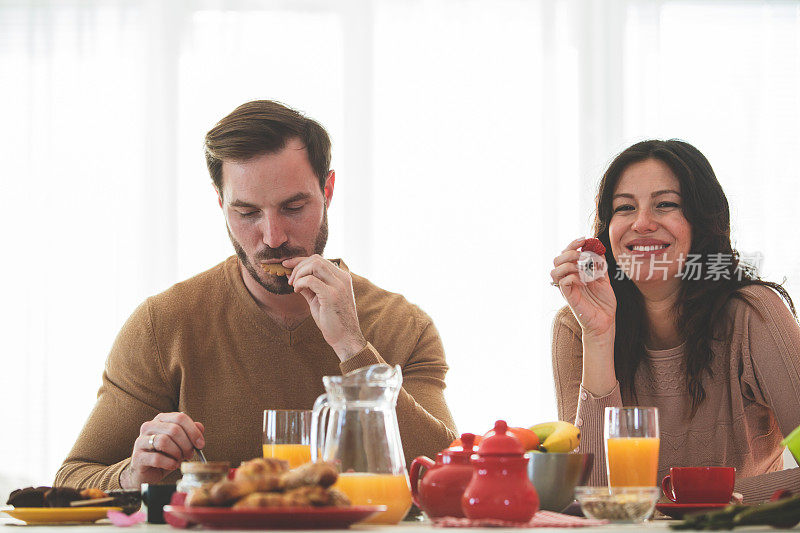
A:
[55,100,457,490]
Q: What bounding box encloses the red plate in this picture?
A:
[656,502,731,519]
[163,505,386,529]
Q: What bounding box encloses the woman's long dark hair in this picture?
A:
[594,140,796,415]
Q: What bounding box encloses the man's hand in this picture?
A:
[120,412,205,490]
[283,255,367,362]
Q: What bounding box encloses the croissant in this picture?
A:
[234,457,287,491]
[232,492,286,509]
[285,485,349,507]
[230,487,351,508]
[208,479,258,506]
[236,457,289,477]
[184,486,213,507]
[279,462,338,490]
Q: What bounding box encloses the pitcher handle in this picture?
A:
[310,393,329,463]
[409,456,435,508]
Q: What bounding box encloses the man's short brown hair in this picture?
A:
[204,100,331,196]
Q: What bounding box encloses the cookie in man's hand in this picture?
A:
[261,263,293,277]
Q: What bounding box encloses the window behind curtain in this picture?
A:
[0,1,798,492]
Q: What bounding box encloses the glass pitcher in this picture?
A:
[311,364,412,524]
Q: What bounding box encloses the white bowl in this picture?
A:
[574,486,660,522]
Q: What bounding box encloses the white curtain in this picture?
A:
[1,0,798,493]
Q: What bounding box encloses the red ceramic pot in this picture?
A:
[462,420,539,523]
[410,433,478,518]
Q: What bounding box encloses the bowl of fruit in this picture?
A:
[523,421,592,512]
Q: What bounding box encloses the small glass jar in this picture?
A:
[176,461,230,493]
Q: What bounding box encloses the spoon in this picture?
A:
[195,447,207,463]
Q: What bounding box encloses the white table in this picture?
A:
[2,516,794,532]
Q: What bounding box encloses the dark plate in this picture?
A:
[656,501,731,519]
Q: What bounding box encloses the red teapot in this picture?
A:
[462,420,539,523]
[410,433,478,518]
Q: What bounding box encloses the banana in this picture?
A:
[529,421,580,453]
[529,421,559,442]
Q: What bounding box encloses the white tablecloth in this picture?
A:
[2,516,790,532]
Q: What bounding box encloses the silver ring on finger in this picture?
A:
[148,434,158,452]
[550,280,559,287]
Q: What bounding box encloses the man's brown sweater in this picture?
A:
[55,256,457,489]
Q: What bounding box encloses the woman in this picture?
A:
[550,139,800,503]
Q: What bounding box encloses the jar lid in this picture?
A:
[476,420,524,455]
[180,461,230,474]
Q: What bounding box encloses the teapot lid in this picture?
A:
[477,420,524,456]
[442,433,479,460]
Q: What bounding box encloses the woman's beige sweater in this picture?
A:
[552,285,800,503]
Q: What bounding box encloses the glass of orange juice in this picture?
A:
[262,409,312,469]
[604,407,660,486]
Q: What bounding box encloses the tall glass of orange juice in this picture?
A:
[604,407,660,486]
[262,410,311,468]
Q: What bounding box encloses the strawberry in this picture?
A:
[581,238,606,256]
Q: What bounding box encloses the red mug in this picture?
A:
[661,467,735,504]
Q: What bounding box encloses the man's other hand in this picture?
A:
[284,255,367,362]
[120,412,205,489]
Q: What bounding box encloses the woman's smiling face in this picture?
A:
[608,158,692,286]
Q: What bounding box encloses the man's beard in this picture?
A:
[229,208,329,295]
